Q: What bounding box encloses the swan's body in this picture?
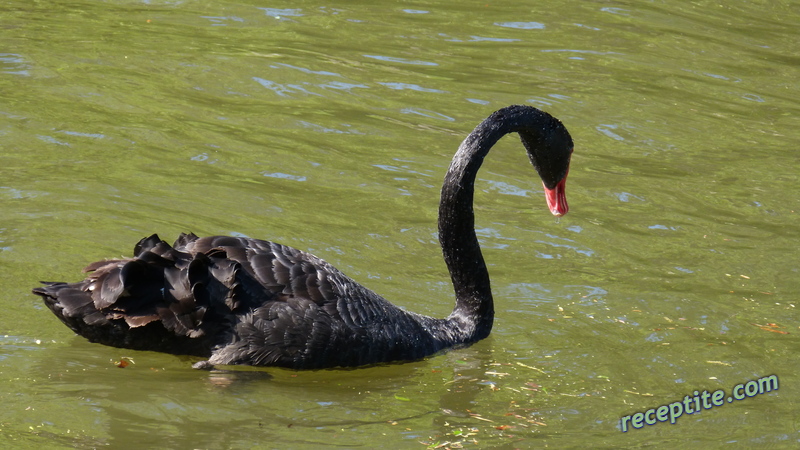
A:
[32,105,573,369]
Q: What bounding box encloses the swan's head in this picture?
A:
[517,116,574,217]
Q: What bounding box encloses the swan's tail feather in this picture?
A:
[34,281,110,327]
[31,234,234,357]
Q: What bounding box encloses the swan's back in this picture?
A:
[34,233,447,369]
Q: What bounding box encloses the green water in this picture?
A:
[2,0,798,447]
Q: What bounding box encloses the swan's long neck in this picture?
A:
[438,106,568,341]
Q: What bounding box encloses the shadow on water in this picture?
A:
[17,335,506,448]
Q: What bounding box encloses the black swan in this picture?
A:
[32,105,573,370]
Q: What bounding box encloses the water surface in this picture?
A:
[1,0,799,447]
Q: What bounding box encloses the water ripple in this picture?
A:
[261,172,307,182]
[400,108,454,121]
[270,63,341,77]
[378,82,446,93]
[0,53,30,76]
[58,130,105,139]
[363,55,438,66]
[495,22,545,30]
[253,77,321,97]
[258,8,303,19]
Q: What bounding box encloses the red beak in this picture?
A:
[544,177,568,217]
